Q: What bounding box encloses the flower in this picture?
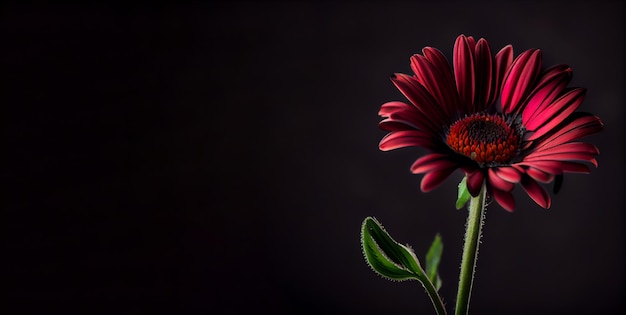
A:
[379,34,603,211]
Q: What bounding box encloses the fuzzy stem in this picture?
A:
[454,182,486,315]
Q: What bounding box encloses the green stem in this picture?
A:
[420,272,447,315]
[455,182,486,315]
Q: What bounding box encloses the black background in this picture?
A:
[4,1,625,314]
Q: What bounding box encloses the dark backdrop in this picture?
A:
[4,1,625,314]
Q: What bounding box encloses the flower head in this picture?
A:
[379,34,603,211]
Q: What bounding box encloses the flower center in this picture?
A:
[446,114,520,165]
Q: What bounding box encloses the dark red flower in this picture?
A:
[379,34,603,211]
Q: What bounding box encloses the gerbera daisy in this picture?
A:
[379,34,603,211]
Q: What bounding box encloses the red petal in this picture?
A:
[466,36,477,50]
[379,119,417,132]
[527,88,587,140]
[492,188,516,212]
[423,47,451,72]
[421,167,457,192]
[494,45,513,105]
[522,65,572,127]
[422,47,457,105]
[379,130,439,151]
[521,176,551,209]
[386,108,439,133]
[488,168,514,191]
[391,73,449,125]
[411,153,459,174]
[526,167,554,183]
[473,38,494,110]
[493,166,522,183]
[500,49,542,114]
[410,53,458,117]
[512,164,525,172]
[379,101,440,134]
[523,142,600,166]
[526,142,599,157]
[517,161,591,174]
[454,35,475,113]
[524,154,598,167]
[466,170,485,197]
[379,101,413,117]
[531,114,603,149]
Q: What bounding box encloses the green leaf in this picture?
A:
[434,274,442,291]
[425,233,443,290]
[360,218,449,315]
[361,217,425,281]
[456,176,471,209]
